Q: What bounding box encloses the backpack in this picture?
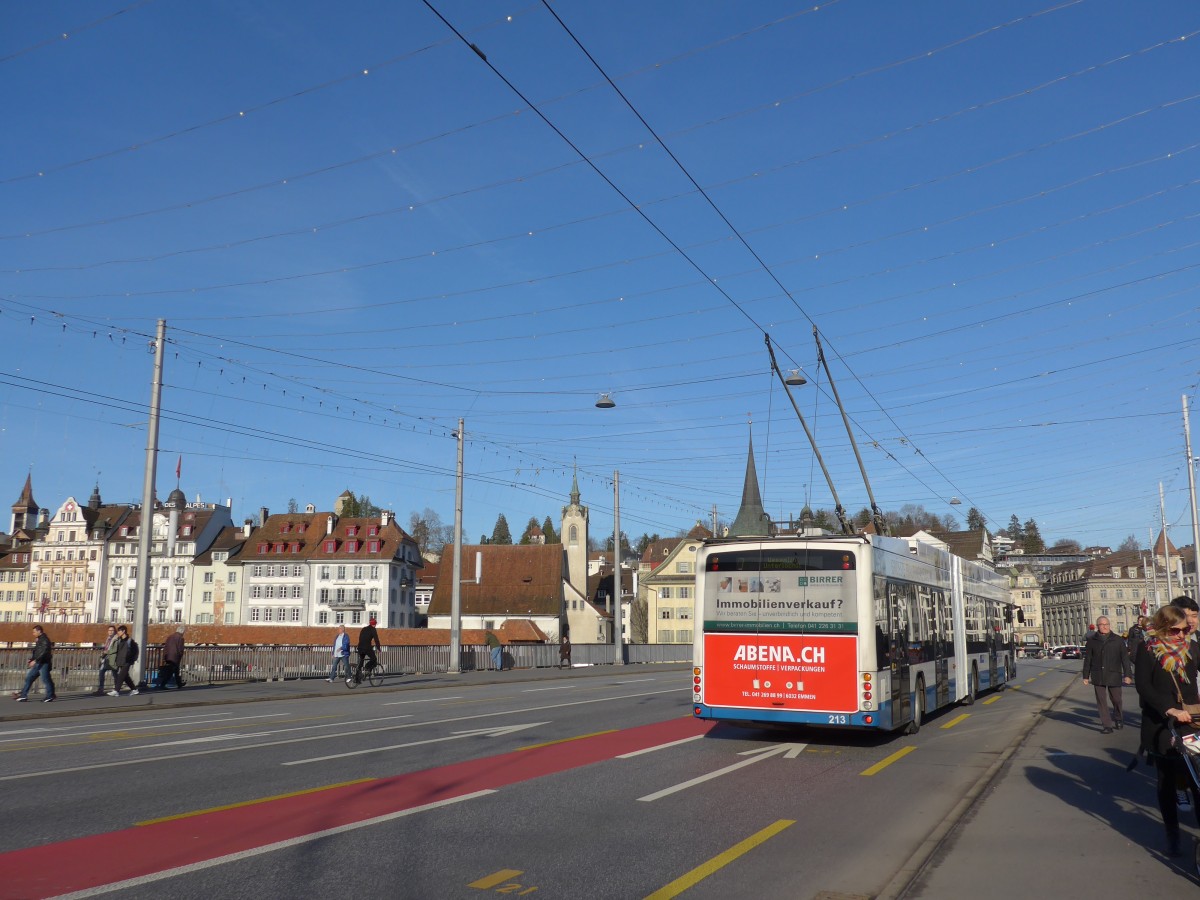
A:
[128,638,139,664]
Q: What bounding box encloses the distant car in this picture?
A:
[1060,646,1082,659]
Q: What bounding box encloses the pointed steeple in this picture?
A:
[11,473,38,534]
[88,483,102,509]
[570,464,581,508]
[729,436,770,537]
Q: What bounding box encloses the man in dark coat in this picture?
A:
[1082,615,1132,733]
[159,626,186,689]
[14,625,56,702]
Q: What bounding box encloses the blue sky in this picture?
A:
[2,0,1199,553]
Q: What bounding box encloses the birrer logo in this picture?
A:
[797,575,843,587]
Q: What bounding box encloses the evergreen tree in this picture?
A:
[491,514,513,545]
[1022,518,1045,553]
[966,507,985,531]
[635,533,661,558]
[541,516,558,544]
[853,507,872,530]
[1008,514,1023,541]
[605,532,634,557]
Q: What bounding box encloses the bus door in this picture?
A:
[888,582,912,727]
[987,603,1000,687]
[934,590,950,708]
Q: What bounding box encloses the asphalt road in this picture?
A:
[0,661,1090,899]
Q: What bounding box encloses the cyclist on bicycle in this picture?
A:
[352,617,381,684]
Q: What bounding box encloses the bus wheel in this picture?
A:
[907,677,925,735]
[962,665,978,705]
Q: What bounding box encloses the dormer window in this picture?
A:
[346,540,359,553]
[274,543,285,554]
[368,540,380,554]
[281,523,291,533]
[368,525,379,537]
[346,526,358,538]
[324,540,336,553]
[120,526,129,537]
[258,543,268,553]
[291,543,301,553]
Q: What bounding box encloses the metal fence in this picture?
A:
[0,642,693,694]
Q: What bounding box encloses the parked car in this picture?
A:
[1060,645,1082,659]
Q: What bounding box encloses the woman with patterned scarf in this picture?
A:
[1135,604,1200,857]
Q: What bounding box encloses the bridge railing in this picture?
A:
[0,642,693,693]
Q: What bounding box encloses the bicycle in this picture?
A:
[345,652,385,688]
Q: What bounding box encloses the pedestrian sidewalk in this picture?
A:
[904,673,1200,897]
[0,662,670,723]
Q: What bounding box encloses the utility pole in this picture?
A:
[134,320,165,685]
[613,470,624,666]
[1184,395,1200,597]
[449,419,464,674]
[1160,483,1173,600]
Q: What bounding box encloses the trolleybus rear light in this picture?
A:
[863,701,873,710]
[864,715,873,724]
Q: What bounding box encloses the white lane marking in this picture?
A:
[283,722,548,765]
[144,732,276,746]
[0,711,246,739]
[133,713,414,750]
[617,734,706,759]
[522,685,576,692]
[612,678,656,684]
[0,712,291,744]
[48,790,497,899]
[637,743,808,802]
[1,687,680,781]
[383,696,462,706]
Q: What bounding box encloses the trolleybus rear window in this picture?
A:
[703,548,857,634]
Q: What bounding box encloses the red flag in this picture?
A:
[176,455,181,480]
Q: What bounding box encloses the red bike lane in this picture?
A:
[3,716,713,898]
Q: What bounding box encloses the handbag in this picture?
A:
[1170,671,1200,721]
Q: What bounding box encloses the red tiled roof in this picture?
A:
[428,543,563,616]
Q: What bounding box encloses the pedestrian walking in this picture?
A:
[1134,603,1200,857]
[558,634,572,669]
[94,625,118,695]
[1082,615,1132,733]
[326,624,351,682]
[14,624,56,703]
[107,625,140,696]
[486,630,502,671]
[1126,615,1148,660]
[158,625,187,689]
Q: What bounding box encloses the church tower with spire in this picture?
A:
[10,474,39,536]
[729,435,771,537]
[561,466,589,599]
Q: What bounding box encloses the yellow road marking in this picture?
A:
[941,713,970,730]
[518,729,617,751]
[1025,677,1037,683]
[1039,672,1047,677]
[136,778,374,825]
[470,870,524,890]
[861,745,917,776]
[1009,684,1021,690]
[982,695,1002,705]
[643,819,794,899]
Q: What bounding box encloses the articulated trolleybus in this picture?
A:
[691,532,1018,732]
